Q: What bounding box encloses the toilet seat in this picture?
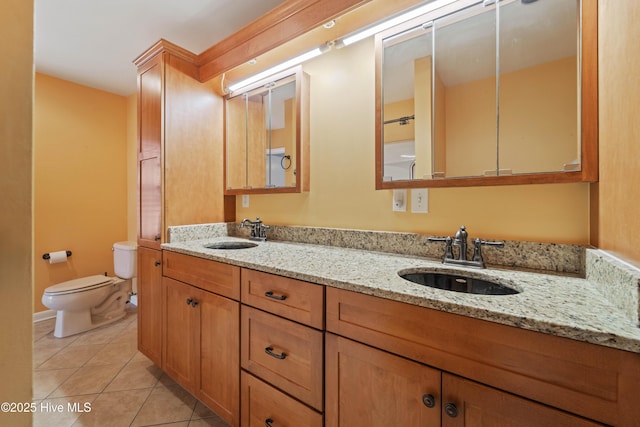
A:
[44,275,118,296]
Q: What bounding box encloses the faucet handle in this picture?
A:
[472,238,504,268]
[428,236,454,261]
[479,239,504,248]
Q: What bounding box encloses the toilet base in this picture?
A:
[53,308,128,338]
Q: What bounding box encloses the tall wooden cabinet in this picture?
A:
[134,39,234,249]
[134,40,235,369]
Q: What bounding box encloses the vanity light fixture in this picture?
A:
[338,0,458,47]
[228,48,322,92]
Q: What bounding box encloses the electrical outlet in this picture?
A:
[411,189,428,213]
[392,189,407,212]
[242,195,250,208]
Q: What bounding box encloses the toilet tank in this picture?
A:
[113,241,137,279]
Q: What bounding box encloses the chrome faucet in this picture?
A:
[428,225,504,268]
[240,217,269,241]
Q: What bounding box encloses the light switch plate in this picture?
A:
[242,195,250,208]
[411,189,428,213]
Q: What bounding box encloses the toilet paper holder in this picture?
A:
[42,250,72,260]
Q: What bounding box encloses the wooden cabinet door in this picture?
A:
[325,333,441,427]
[441,374,604,427]
[137,247,163,366]
[138,155,162,248]
[199,290,240,427]
[163,277,200,392]
[137,53,163,249]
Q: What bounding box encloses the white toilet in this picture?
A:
[42,241,137,338]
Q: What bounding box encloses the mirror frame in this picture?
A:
[375,0,598,189]
[223,65,310,195]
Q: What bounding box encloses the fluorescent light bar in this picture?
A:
[228,48,323,92]
[341,0,458,47]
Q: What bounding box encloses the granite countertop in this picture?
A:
[162,236,640,354]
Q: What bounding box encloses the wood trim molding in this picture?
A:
[197,0,371,82]
[133,39,198,68]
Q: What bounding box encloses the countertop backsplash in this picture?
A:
[168,222,586,276]
[586,249,640,326]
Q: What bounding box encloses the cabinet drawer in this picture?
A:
[241,268,324,329]
[241,306,323,410]
[163,251,240,300]
[326,287,640,426]
[241,371,322,427]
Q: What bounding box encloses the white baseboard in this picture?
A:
[33,310,57,323]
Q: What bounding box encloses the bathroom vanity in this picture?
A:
[135,228,640,427]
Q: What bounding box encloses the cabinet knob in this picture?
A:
[186,298,198,307]
[265,419,274,427]
[445,402,458,418]
[422,394,436,408]
[154,235,161,241]
[154,261,161,267]
[265,346,287,360]
[186,298,193,306]
[265,291,287,301]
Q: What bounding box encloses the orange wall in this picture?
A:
[34,73,129,312]
[597,1,640,267]
[445,57,577,177]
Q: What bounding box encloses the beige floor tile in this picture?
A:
[129,351,154,364]
[110,327,137,344]
[148,422,190,427]
[33,368,78,400]
[50,364,123,398]
[71,388,152,427]
[68,324,124,347]
[34,319,56,341]
[33,394,98,427]
[157,372,180,388]
[37,344,105,370]
[103,358,162,392]
[85,339,137,366]
[35,332,79,351]
[188,416,229,427]
[130,384,197,427]
[33,344,65,368]
[192,401,217,419]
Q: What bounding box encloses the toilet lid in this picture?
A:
[44,275,116,295]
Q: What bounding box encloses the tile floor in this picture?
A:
[33,306,229,427]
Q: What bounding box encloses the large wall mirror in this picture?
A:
[376,0,597,188]
[225,66,310,194]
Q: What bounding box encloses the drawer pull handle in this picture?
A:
[445,402,458,418]
[422,394,436,408]
[265,346,287,360]
[265,418,274,427]
[265,291,287,301]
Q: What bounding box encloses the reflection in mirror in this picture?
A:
[225,73,298,191]
[433,3,497,178]
[382,25,431,181]
[498,0,578,174]
[377,0,592,188]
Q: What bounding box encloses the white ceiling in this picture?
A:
[34,0,287,96]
